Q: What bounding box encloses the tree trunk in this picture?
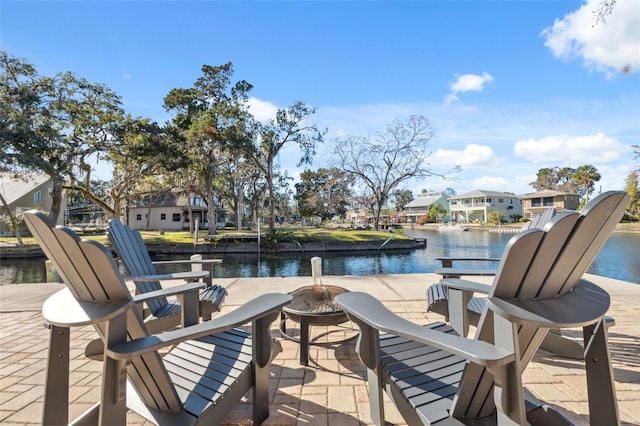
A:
[207,187,217,236]
[267,167,275,235]
[48,178,64,225]
[145,197,152,231]
[187,190,194,233]
[236,192,243,231]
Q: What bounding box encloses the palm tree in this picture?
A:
[573,165,601,204]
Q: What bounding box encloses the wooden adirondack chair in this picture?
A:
[336,191,628,425]
[25,211,291,425]
[107,218,227,330]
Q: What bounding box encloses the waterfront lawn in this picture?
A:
[0,226,407,246]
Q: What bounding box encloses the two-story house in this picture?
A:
[448,190,522,223]
[402,192,449,223]
[519,190,580,220]
[0,172,62,236]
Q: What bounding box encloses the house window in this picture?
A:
[136,214,142,221]
[172,213,181,222]
[160,213,166,221]
[543,197,554,207]
[33,191,41,204]
[498,198,504,203]
[531,198,542,207]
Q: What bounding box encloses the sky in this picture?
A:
[1,0,639,199]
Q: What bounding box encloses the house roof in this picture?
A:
[448,190,517,200]
[0,173,50,204]
[404,194,444,208]
[519,190,579,199]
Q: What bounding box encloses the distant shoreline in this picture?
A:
[413,222,640,234]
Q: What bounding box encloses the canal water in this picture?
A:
[1,229,639,285]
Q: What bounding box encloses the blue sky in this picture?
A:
[2,0,639,198]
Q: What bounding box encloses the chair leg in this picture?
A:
[540,330,585,360]
[367,368,385,426]
[253,312,280,424]
[42,324,69,426]
[100,313,128,425]
[583,319,620,425]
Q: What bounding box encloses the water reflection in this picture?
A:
[1,230,638,284]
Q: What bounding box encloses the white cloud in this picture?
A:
[450,72,495,94]
[247,97,279,122]
[444,72,494,105]
[434,144,499,169]
[514,133,626,164]
[470,176,509,190]
[122,72,132,80]
[541,0,640,76]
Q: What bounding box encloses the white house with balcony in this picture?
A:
[448,190,522,223]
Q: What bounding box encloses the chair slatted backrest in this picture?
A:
[24,211,183,413]
[451,191,629,419]
[492,191,628,300]
[521,207,555,231]
[108,219,168,315]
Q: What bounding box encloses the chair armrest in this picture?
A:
[132,282,205,304]
[487,279,611,329]
[436,257,501,268]
[439,278,492,294]
[335,292,513,367]
[152,259,222,266]
[106,293,292,360]
[434,267,497,278]
[125,270,209,282]
[43,287,131,327]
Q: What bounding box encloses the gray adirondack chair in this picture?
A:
[427,206,614,359]
[108,218,227,330]
[24,211,291,425]
[336,191,628,425]
[432,208,557,279]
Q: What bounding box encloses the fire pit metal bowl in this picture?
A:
[282,285,350,326]
[280,284,353,365]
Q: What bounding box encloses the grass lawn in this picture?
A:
[0,226,409,246]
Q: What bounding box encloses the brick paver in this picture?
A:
[1,277,639,425]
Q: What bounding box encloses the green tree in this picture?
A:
[487,210,506,225]
[393,189,414,210]
[163,63,254,235]
[624,171,639,219]
[332,115,445,230]
[247,101,325,235]
[573,164,601,203]
[531,166,578,192]
[1,51,124,222]
[65,178,110,224]
[295,168,354,220]
[217,157,254,230]
[427,203,447,223]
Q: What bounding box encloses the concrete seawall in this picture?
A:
[0,237,427,259]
